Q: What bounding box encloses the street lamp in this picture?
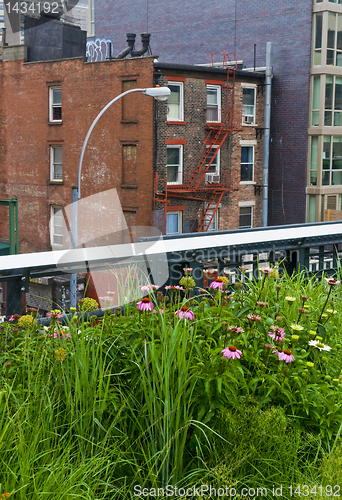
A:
[70,86,171,307]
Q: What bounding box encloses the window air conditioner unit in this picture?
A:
[244,115,254,124]
[205,173,220,183]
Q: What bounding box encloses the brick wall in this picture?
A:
[94,0,313,226]
[155,66,265,232]
[0,55,155,252]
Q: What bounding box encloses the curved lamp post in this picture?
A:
[70,86,171,307]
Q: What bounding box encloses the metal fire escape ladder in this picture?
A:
[197,190,225,232]
[191,51,238,231]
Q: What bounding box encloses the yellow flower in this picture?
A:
[217,275,229,284]
[55,348,67,362]
[291,323,304,331]
[18,315,37,329]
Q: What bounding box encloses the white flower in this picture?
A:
[308,340,331,351]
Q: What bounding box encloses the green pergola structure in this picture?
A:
[0,197,19,256]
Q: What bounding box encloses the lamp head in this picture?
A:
[143,86,171,101]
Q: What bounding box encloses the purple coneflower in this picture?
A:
[175,306,194,320]
[269,325,285,340]
[260,268,273,275]
[222,345,242,360]
[210,278,224,290]
[274,348,295,363]
[229,326,244,333]
[247,314,261,321]
[325,277,340,286]
[137,297,154,311]
[257,301,267,307]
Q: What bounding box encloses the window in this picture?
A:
[49,87,62,122]
[206,85,221,122]
[205,146,220,183]
[325,75,342,126]
[167,146,183,184]
[322,136,342,185]
[310,136,318,186]
[122,144,137,184]
[240,146,254,182]
[308,195,316,223]
[50,206,64,247]
[326,12,342,66]
[312,76,320,126]
[239,206,253,229]
[166,211,182,235]
[167,83,183,121]
[50,145,63,181]
[313,13,323,65]
[242,87,256,124]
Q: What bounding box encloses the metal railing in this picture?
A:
[0,220,342,316]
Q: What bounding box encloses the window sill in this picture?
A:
[121,119,138,124]
[240,181,256,185]
[167,121,186,125]
[48,121,62,126]
[49,180,63,185]
[167,183,184,187]
[206,121,222,126]
[242,123,257,127]
[121,184,138,189]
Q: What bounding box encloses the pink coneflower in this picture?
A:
[153,308,164,315]
[210,278,224,290]
[150,284,160,290]
[269,325,285,340]
[140,285,150,292]
[52,331,71,339]
[229,326,245,333]
[265,344,274,349]
[175,306,194,320]
[137,297,154,311]
[165,285,184,291]
[324,277,340,286]
[247,314,261,321]
[268,330,285,340]
[183,268,193,275]
[260,268,273,274]
[257,301,267,307]
[274,348,295,363]
[222,345,242,360]
[46,311,64,319]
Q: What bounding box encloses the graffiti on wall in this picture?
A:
[86,39,113,62]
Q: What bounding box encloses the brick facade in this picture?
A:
[93,0,313,226]
[0,55,155,253]
[154,63,265,233]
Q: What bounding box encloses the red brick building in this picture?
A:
[0,49,156,254]
[153,62,265,234]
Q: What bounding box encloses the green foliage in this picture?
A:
[0,268,342,496]
[78,297,99,313]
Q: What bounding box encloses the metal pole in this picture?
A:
[70,186,78,309]
[78,88,147,199]
[262,42,273,227]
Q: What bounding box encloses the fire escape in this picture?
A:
[154,51,240,233]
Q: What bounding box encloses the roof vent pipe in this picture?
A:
[131,33,151,57]
[116,33,136,59]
